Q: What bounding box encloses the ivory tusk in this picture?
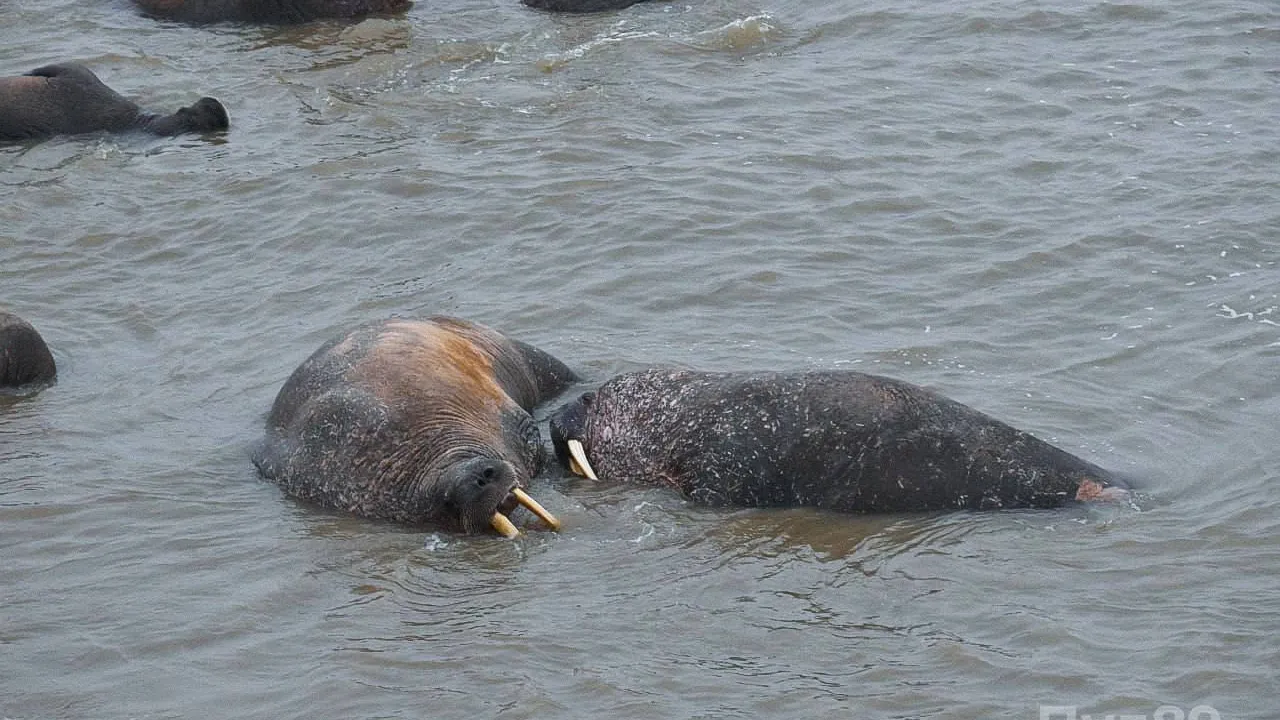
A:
[566,439,599,481]
[490,511,519,538]
[513,488,561,531]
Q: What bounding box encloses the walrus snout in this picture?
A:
[444,456,561,538]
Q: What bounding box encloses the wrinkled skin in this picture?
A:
[0,64,228,143]
[0,311,56,391]
[522,0,656,12]
[551,368,1131,513]
[253,317,577,534]
[131,0,411,23]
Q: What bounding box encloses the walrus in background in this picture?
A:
[551,368,1132,514]
[0,311,57,391]
[522,0,655,12]
[253,317,577,537]
[0,64,228,143]
[131,0,411,23]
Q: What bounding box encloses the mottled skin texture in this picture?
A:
[522,0,656,12]
[0,312,57,391]
[0,64,228,143]
[551,368,1130,513]
[132,0,411,23]
[253,317,577,533]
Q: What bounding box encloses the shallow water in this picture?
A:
[2,0,1278,717]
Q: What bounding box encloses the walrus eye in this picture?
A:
[581,392,595,407]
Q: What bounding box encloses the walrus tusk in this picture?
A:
[490,512,520,538]
[513,488,561,531]
[566,439,599,481]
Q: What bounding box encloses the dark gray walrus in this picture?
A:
[0,64,228,143]
[253,316,578,537]
[131,0,647,22]
[550,368,1131,513]
[0,311,56,391]
[522,0,655,12]
[131,0,410,23]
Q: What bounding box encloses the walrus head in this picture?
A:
[430,454,560,537]
[139,97,229,136]
[549,392,600,481]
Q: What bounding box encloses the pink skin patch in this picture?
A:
[1076,478,1130,502]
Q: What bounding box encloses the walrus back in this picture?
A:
[577,368,1126,513]
[0,312,57,389]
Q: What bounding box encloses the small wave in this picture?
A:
[688,14,782,53]
[536,29,661,72]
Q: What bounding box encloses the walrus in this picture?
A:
[0,311,57,391]
[550,368,1132,514]
[522,0,655,12]
[130,0,644,22]
[253,316,578,537]
[0,63,228,143]
[131,0,411,23]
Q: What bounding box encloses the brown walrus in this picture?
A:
[0,63,228,143]
[252,316,578,537]
[0,311,57,391]
[550,368,1132,514]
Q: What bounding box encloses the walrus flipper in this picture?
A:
[27,64,94,81]
[509,338,579,407]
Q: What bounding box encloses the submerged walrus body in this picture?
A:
[521,0,656,12]
[132,0,650,22]
[0,311,56,391]
[0,63,228,143]
[550,368,1131,513]
[131,0,411,23]
[253,317,577,537]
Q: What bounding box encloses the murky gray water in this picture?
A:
[3,0,1278,717]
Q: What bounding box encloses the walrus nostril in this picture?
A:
[476,462,500,487]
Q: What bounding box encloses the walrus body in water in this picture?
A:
[132,0,652,22]
[522,0,656,11]
[131,0,411,23]
[0,311,56,391]
[551,368,1131,513]
[0,63,227,143]
[253,317,577,537]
